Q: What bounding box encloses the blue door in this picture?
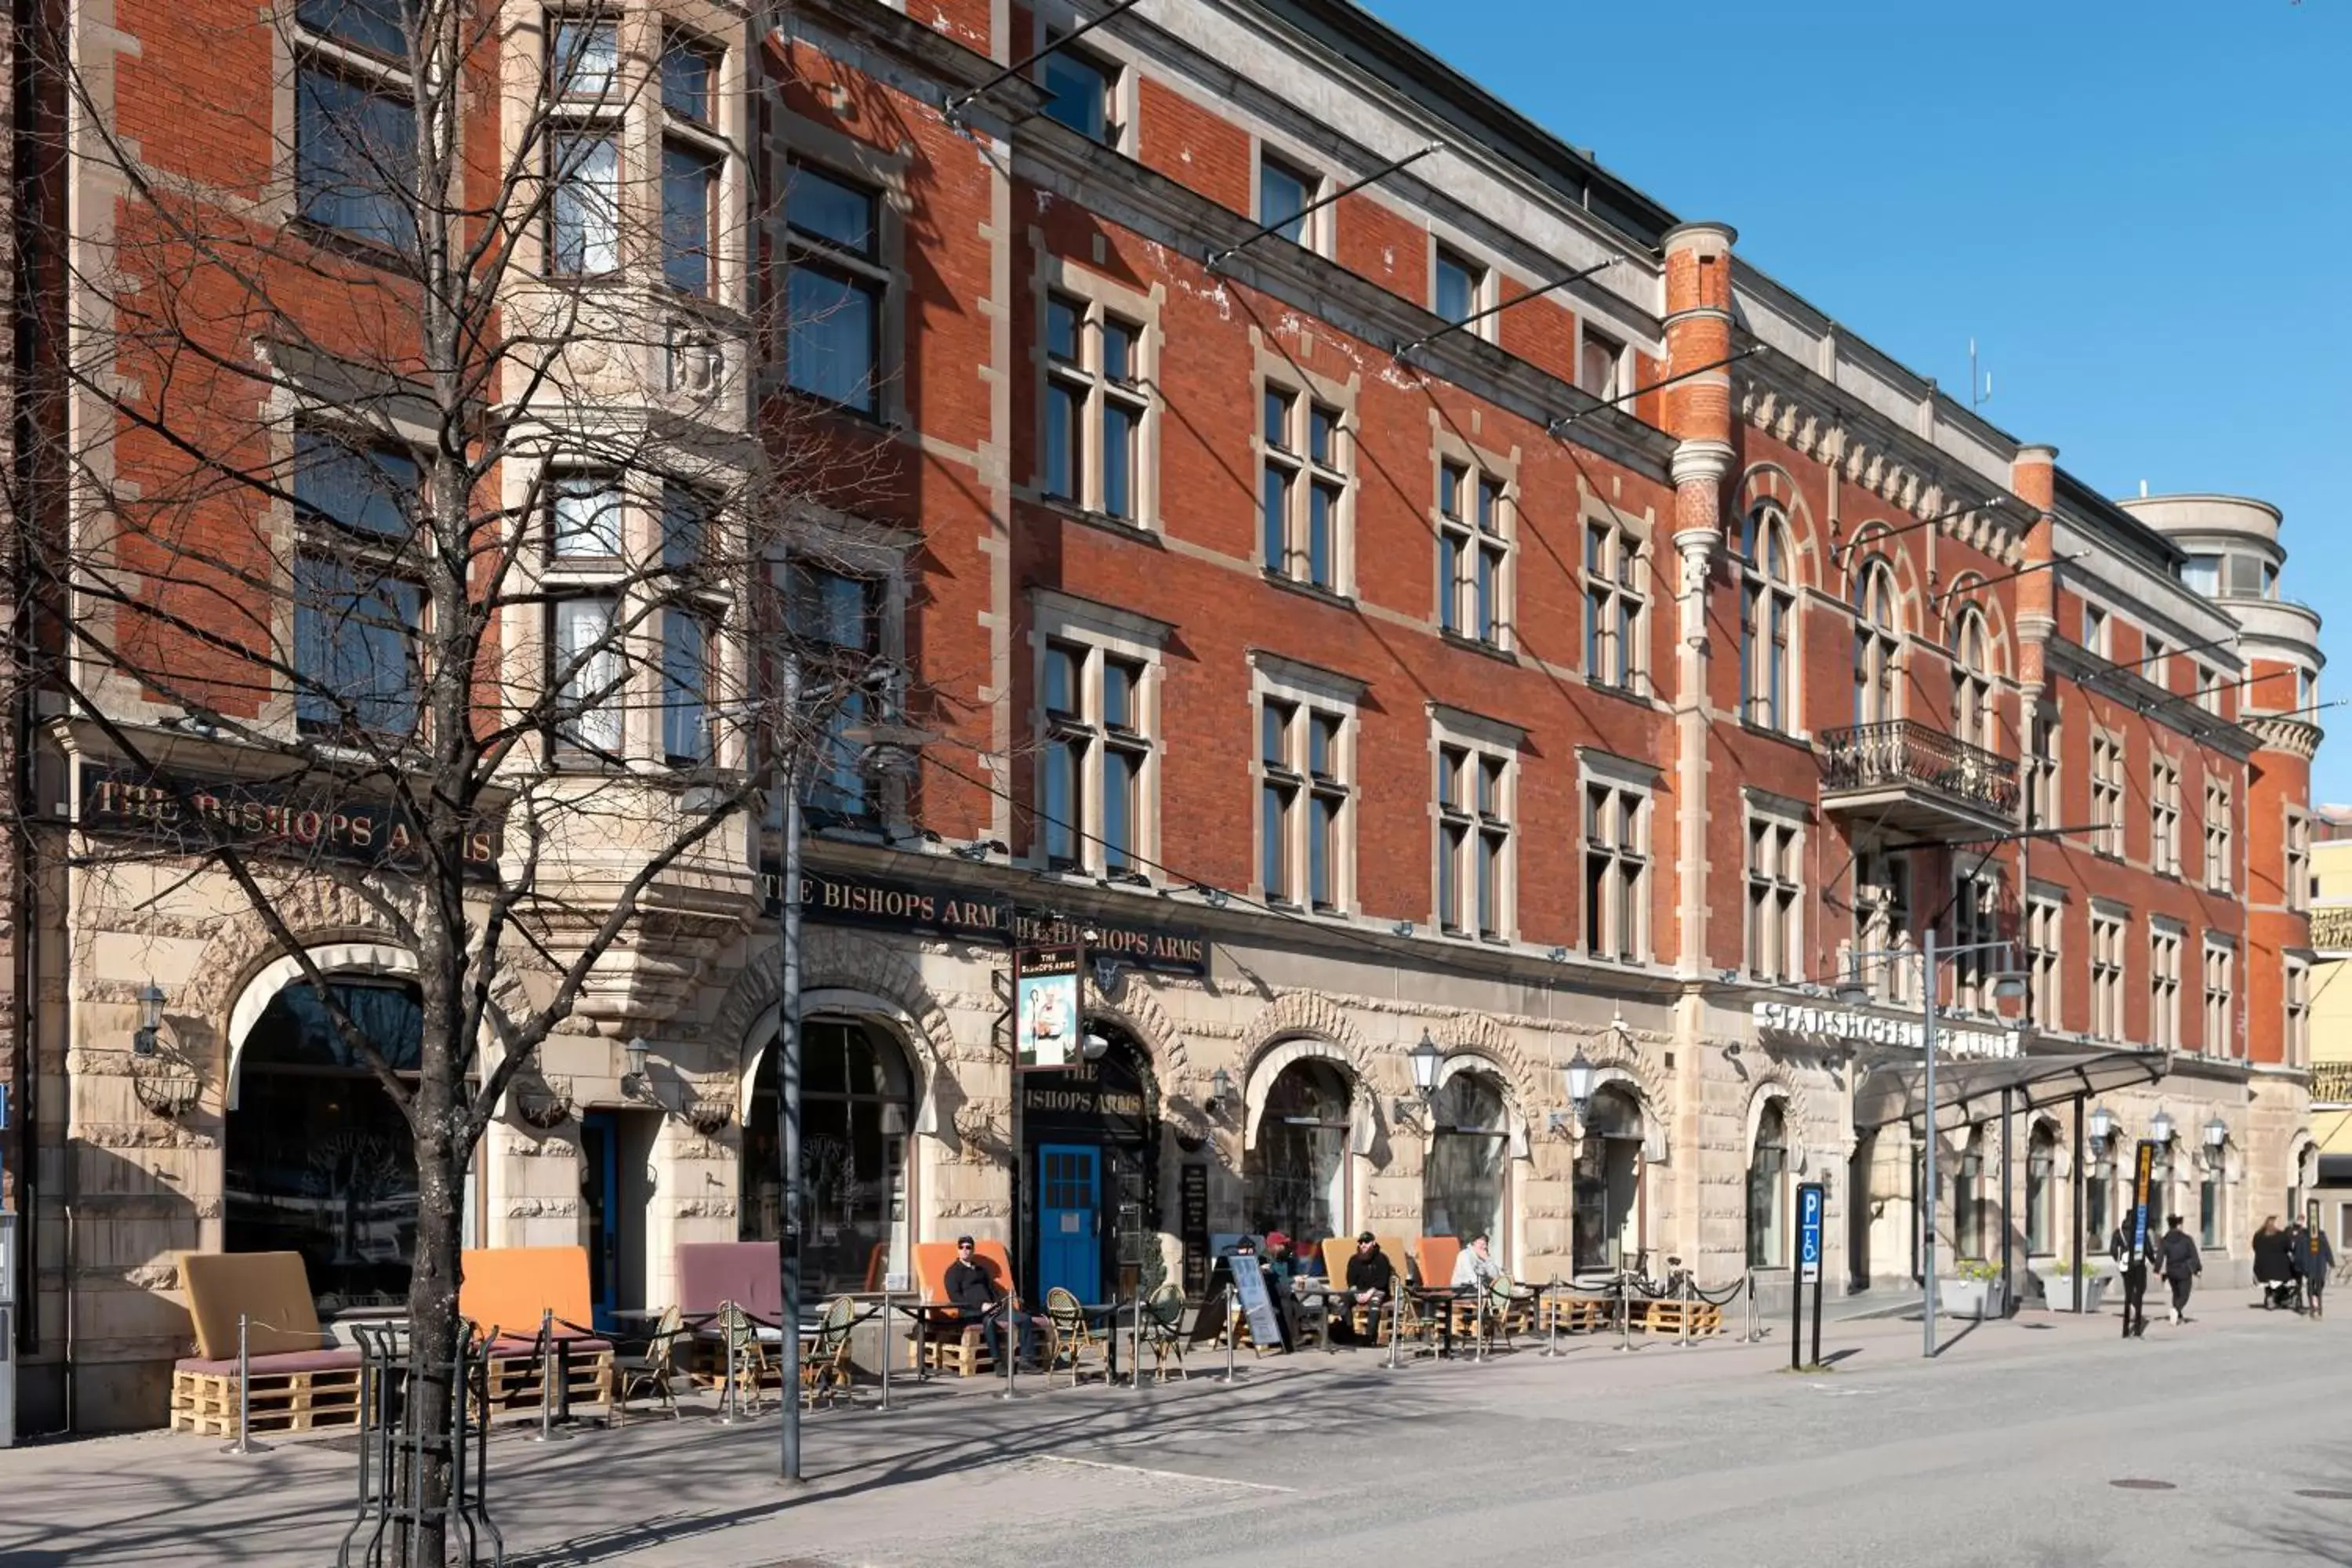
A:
[1036,1145,1102,1304]
[579,1111,622,1332]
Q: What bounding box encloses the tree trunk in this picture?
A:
[400,1043,464,1566]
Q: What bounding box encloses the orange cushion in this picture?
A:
[459,1246,593,1340]
[177,1251,327,1360]
[1418,1236,1462,1288]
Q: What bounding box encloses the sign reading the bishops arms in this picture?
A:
[79,768,502,878]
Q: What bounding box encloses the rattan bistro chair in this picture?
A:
[1140,1282,1189,1382]
[611,1305,684,1425]
[1043,1287,1109,1388]
[801,1297,858,1408]
[720,1301,775,1414]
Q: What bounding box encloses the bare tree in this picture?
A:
[11,0,901,1554]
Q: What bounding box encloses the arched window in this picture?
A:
[1746,1100,1790,1269]
[1737,505,1797,732]
[743,1017,913,1293]
[1423,1070,1508,1250]
[1573,1084,1644,1273]
[1955,1129,1987,1261]
[2026,1122,2057,1255]
[224,980,423,1313]
[1950,608,1994,750]
[1852,557,1900,726]
[1246,1056,1353,1246]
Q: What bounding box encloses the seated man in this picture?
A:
[1450,1232,1503,1291]
[942,1236,1037,1369]
[1336,1231,1396,1343]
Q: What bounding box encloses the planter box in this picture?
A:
[2032,1272,2110,1312]
[1937,1276,2008,1320]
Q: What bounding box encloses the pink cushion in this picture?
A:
[675,1242,784,1319]
[176,1348,361,1376]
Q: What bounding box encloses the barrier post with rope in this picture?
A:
[220,1312,273,1456]
[529,1308,570,1443]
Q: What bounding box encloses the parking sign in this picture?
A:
[1796,1181,1824,1283]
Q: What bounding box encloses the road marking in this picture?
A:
[1035,1454,1297,1493]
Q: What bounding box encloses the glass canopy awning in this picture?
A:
[1852,1048,2172,1134]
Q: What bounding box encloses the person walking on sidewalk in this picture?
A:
[2303,1223,2335,1320]
[2158,1214,2202,1325]
[2255,1216,2295,1310]
[2111,1220,2154,1338]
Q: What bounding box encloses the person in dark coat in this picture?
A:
[2111,1220,2154,1338]
[2253,1216,2294,1309]
[1335,1231,1396,1344]
[942,1235,1036,1367]
[2303,1225,2335,1320]
[2158,1214,2202,1325]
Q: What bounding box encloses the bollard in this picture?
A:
[531,1308,572,1442]
[1539,1278,1565,1358]
[220,1313,274,1456]
[996,1302,1026,1402]
[1131,1289,1145,1393]
[715,1302,743,1425]
[1613,1274,1634,1353]
[1216,1292,1240,1385]
[877,1288,895,1414]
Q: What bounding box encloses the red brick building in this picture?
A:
[3,0,2323,1429]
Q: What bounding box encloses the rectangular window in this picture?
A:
[1855,850,1915,1005]
[2194,662,2223,716]
[551,17,618,99]
[2288,961,2311,1069]
[2090,734,2125,856]
[2204,779,2234,890]
[2083,602,2110,657]
[295,66,418,251]
[1433,246,1483,325]
[660,608,712,765]
[1951,871,1999,1011]
[1261,698,1349,910]
[788,564,884,823]
[1258,152,1316,246]
[550,132,621,275]
[786,163,884,414]
[2025,706,2060,832]
[2203,942,2234,1058]
[2288,811,2312,914]
[1583,521,1646,691]
[549,470,624,557]
[1437,461,1510,648]
[1578,327,1622,401]
[1261,385,1346,591]
[2092,912,2126,1043]
[1037,636,1152,874]
[2151,758,2180,875]
[1584,781,1649,963]
[661,141,720,294]
[660,33,716,122]
[2150,926,2182,1051]
[2026,895,2061,1029]
[2183,554,2221,596]
[301,0,412,56]
[1744,815,1801,984]
[1042,291,1150,522]
[293,433,420,738]
[2144,636,2169,691]
[550,595,622,755]
[1436,742,1512,938]
[1040,38,1119,144]
[2201,1170,2221,1250]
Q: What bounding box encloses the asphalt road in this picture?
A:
[4,1302,2347,1568]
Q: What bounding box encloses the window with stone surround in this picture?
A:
[1037,263,1160,529]
[2204,777,2234,891]
[1744,808,1802,985]
[2202,939,2234,1058]
[1581,753,1653,964]
[2091,907,2127,1043]
[2090,732,2125,857]
[1261,376,1350,593]
[1258,671,1355,914]
[2150,922,2183,1051]
[2025,893,2062,1029]
[1736,503,1796,733]
[295,0,420,253]
[2151,757,2181,877]
[2288,809,2312,913]
[1033,593,1165,878]
[1436,452,1513,649]
[1583,516,1646,692]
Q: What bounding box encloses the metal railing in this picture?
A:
[2310,1061,2352,1106]
[1817,720,2020,816]
[2309,905,2352,953]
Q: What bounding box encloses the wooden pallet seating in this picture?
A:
[1538,1294,1611,1334]
[459,1246,614,1411]
[171,1350,364,1436]
[1635,1298,1724,1338]
[169,1250,364,1439]
[910,1238,1017,1376]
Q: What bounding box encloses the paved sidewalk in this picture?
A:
[0,1302,2323,1568]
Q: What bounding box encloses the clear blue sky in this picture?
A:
[1362,0,2352,799]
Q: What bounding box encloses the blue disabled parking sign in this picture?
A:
[1797,1181,1824,1283]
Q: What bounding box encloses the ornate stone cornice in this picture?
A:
[2245,715,2322,760]
[1736,361,2028,569]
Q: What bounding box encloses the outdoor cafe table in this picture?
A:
[1406,1285,1472,1359]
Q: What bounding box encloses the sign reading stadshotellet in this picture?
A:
[1013,945,1082,1073]
[1751,1000,2020,1061]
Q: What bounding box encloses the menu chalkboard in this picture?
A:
[1179,1164,1209,1294]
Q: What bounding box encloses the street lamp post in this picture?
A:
[1837,933,2024,1359]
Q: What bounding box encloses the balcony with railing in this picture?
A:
[2311,1061,2352,1108]
[1817,720,2021,840]
[2311,904,2352,956]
